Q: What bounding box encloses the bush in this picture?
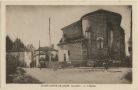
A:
[119,56,132,67]
[16,67,26,75]
[124,71,132,83]
[6,54,41,83]
[6,54,19,83]
[12,74,41,83]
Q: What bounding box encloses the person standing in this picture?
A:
[103,60,109,71]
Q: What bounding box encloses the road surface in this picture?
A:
[24,67,131,84]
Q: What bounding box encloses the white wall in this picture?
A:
[58,50,69,62]
[24,52,32,67]
[82,19,89,37]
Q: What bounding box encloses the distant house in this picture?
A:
[6,50,32,67]
[58,9,126,66]
[33,46,58,67]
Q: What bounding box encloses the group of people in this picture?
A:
[39,55,58,70]
[37,56,109,70]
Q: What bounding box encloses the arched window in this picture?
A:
[110,30,113,47]
[96,37,104,49]
[85,26,91,39]
[117,40,120,48]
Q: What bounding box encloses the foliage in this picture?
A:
[26,44,36,51]
[6,54,19,83]
[12,74,41,83]
[121,56,132,67]
[6,36,27,52]
[12,67,40,83]
[6,36,40,83]
[6,55,40,83]
[124,71,132,83]
[6,54,27,83]
[6,36,13,51]
[12,38,27,51]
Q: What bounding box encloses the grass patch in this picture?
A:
[12,74,41,84]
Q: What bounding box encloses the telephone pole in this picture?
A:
[39,40,40,62]
[49,18,51,47]
[48,18,52,65]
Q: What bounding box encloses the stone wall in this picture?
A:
[59,42,86,65]
[82,14,108,60]
[82,11,125,61]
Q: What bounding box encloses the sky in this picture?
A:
[6,5,131,55]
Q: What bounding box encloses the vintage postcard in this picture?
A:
[0,0,138,90]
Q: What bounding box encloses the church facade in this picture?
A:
[58,9,126,66]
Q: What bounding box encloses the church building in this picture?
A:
[58,9,126,66]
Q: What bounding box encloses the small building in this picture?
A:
[33,46,58,67]
[6,51,32,67]
[58,9,126,66]
[58,50,70,63]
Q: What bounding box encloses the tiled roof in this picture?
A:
[81,9,122,19]
[58,38,84,45]
[36,46,57,51]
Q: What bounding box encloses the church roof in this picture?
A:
[59,9,123,45]
[36,46,57,51]
[81,9,122,19]
[61,20,82,41]
[58,38,84,45]
[61,20,81,30]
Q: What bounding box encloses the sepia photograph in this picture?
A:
[6,5,132,84]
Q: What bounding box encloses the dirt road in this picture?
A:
[24,67,131,84]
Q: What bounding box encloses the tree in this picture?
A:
[26,44,36,51]
[6,36,13,52]
[12,38,27,51]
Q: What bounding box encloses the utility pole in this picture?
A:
[49,18,51,47]
[48,18,52,66]
[39,40,40,63]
